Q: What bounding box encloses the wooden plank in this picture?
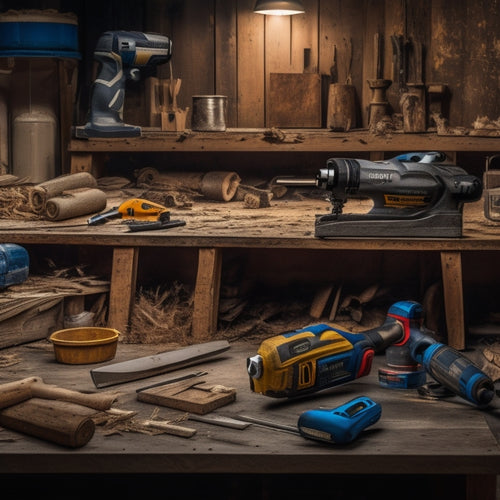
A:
[267,73,322,127]
[0,300,63,349]
[428,1,466,127]
[462,1,500,128]
[70,152,93,175]
[440,250,465,349]
[107,247,139,335]
[58,59,79,175]
[167,0,215,127]
[309,284,333,319]
[137,378,236,414]
[237,0,265,127]
[192,247,222,340]
[215,1,238,127]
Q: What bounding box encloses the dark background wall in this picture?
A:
[1,0,499,130]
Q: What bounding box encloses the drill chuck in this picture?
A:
[317,158,361,194]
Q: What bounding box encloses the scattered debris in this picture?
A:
[126,282,194,344]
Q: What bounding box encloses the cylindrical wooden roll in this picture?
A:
[200,171,241,201]
[0,397,96,448]
[30,172,98,213]
[157,171,205,190]
[44,188,107,221]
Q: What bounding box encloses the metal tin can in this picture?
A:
[191,95,227,131]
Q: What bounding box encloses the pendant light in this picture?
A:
[253,0,305,15]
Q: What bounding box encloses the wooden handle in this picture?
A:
[0,398,96,448]
[30,379,119,411]
[0,377,39,409]
[0,377,120,411]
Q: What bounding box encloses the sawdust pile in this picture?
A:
[125,282,194,344]
[0,185,38,220]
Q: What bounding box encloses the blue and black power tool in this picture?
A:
[75,31,172,138]
[247,300,495,407]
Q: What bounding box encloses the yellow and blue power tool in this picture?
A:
[247,300,495,407]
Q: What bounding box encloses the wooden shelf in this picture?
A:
[69,128,500,155]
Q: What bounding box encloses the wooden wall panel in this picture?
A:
[237,0,265,127]
[462,0,500,128]
[165,0,215,129]
[428,1,466,127]
[215,1,238,127]
[319,0,365,127]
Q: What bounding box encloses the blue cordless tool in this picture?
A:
[298,396,382,444]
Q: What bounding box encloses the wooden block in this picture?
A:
[267,73,322,128]
[137,379,236,415]
[309,284,333,319]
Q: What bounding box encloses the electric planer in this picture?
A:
[276,152,482,238]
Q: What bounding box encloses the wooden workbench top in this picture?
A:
[0,338,499,477]
[0,196,499,250]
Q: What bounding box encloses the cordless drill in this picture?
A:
[247,300,495,406]
[75,31,172,138]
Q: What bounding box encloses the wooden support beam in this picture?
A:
[440,251,464,349]
[192,248,222,341]
[107,247,139,335]
[70,152,93,174]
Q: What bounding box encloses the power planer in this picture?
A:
[75,31,172,138]
[276,152,482,238]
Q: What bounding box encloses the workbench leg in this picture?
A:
[440,251,465,349]
[70,152,93,174]
[192,248,222,341]
[107,247,139,335]
[466,474,496,500]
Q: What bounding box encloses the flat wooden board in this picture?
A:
[267,73,322,128]
[137,378,236,414]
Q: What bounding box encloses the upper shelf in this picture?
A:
[69,129,500,154]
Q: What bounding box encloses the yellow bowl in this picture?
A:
[49,327,120,365]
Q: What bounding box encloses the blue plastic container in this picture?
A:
[0,10,80,58]
[0,243,29,288]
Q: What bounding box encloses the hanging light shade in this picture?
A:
[253,0,305,15]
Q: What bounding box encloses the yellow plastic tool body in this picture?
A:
[251,329,354,396]
[118,198,169,221]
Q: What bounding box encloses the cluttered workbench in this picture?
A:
[0,336,499,499]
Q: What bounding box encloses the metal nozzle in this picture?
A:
[247,354,263,379]
[273,177,318,187]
